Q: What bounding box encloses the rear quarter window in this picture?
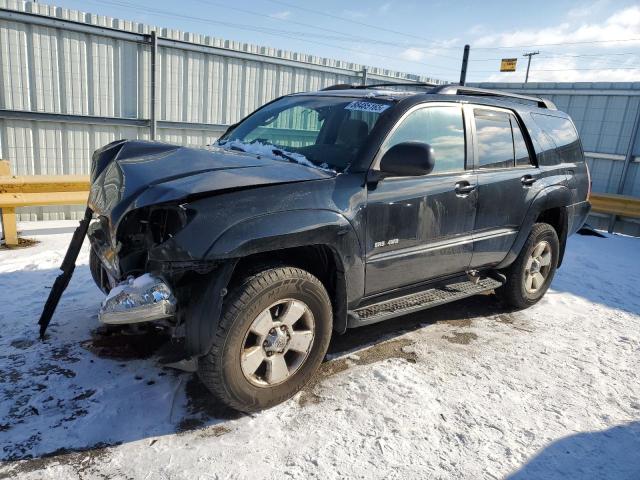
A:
[531,113,583,163]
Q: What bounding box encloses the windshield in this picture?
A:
[217,95,393,172]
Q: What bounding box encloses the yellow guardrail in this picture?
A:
[0,160,89,246]
[589,193,640,218]
[2,158,640,246]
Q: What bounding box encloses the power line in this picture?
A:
[531,66,640,71]
[469,52,640,61]
[540,52,639,59]
[89,0,461,78]
[80,0,640,83]
[263,0,441,44]
[193,0,461,61]
[469,38,640,50]
[262,0,640,51]
[192,0,410,50]
[469,66,640,73]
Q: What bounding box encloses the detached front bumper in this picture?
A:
[99,273,177,325]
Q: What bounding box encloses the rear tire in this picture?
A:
[197,266,332,412]
[497,222,559,309]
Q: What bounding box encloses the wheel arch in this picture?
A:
[535,206,568,267]
[205,208,364,310]
[497,185,571,270]
[184,210,363,356]
[229,244,350,335]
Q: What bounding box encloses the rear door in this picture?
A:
[364,103,477,295]
[468,105,543,268]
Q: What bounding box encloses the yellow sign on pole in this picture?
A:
[500,58,518,72]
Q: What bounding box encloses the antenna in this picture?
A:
[459,45,470,86]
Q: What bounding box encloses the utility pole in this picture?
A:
[523,51,539,83]
[459,44,470,86]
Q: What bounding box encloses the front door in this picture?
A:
[365,103,477,296]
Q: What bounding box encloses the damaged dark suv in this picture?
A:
[40,84,591,412]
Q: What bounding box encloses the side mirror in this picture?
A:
[379,142,435,177]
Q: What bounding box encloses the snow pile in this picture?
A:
[219,140,334,172]
[1,221,639,479]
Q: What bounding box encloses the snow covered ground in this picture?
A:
[1,221,639,479]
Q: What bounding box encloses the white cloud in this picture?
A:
[473,5,640,48]
[378,2,392,14]
[484,56,640,83]
[469,5,640,82]
[342,9,368,19]
[269,11,291,20]
[400,47,425,61]
[398,39,461,64]
[567,0,609,19]
[469,24,487,36]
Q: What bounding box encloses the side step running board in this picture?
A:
[349,277,503,327]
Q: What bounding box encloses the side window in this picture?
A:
[474,109,514,169]
[510,116,531,166]
[383,105,465,174]
[531,113,583,163]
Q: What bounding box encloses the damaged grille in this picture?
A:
[89,206,189,281]
[88,216,120,278]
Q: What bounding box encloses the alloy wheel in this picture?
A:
[524,240,552,294]
[240,299,315,387]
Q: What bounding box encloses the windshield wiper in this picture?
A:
[216,140,246,153]
[271,149,299,164]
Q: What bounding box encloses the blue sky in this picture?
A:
[51,0,639,83]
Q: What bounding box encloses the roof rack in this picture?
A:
[431,85,556,110]
[321,82,437,91]
[321,83,357,91]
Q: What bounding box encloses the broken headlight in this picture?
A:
[99,273,177,324]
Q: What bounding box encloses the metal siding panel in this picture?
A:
[185,51,203,124]
[2,4,638,229]
[31,24,60,113]
[261,63,278,105]
[207,55,224,125]
[63,30,90,115]
[91,35,115,117]
[625,97,640,156]
[244,61,260,117]
[0,19,30,110]
[622,163,640,197]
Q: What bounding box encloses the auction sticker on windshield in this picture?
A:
[345,101,390,113]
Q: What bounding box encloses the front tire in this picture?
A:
[197,266,332,412]
[497,222,559,309]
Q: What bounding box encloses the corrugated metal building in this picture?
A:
[472,82,640,235]
[0,0,444,221]
[1,1,639,235]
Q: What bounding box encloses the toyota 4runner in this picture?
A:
[39,84,591,412]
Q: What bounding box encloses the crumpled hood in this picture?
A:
[88,140,334,227]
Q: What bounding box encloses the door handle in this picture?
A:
[455,182,476,195]
[521,175,537,186]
